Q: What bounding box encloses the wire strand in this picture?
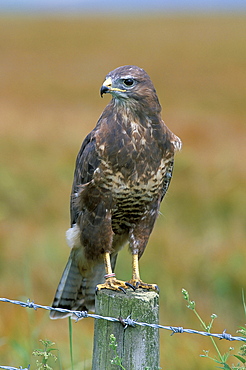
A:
[0,296,245,370]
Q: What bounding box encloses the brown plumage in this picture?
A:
[50,65,181,319]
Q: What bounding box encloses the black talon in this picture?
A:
[154,285,160,293]
[125,282,136,290]
[118,286,127,294]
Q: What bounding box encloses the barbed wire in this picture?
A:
[0,367,30,370]
[1,297,245,341]
[0,296,245,369]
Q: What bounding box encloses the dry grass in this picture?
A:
[0,13,245,369]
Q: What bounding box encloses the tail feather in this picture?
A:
[50,252,118,320]
[50,252,83,319]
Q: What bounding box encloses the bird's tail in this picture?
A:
[50,251,100,319]
[50,251,117,319]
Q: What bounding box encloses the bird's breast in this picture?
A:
[92,119,175,232]
[94,155,170,202]
[94,156,170,232]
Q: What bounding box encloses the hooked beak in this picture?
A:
[100,76,127,98]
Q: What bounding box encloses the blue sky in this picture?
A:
[1,0,246,13]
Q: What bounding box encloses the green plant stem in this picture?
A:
[69,317,74,370]
[193,308,223,362]
[242,290,246,317]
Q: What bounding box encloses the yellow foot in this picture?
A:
[96,277,130,294]
[126,279,159,292]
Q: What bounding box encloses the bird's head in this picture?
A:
[100,65,158,105]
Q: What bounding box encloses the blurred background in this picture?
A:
[0,1,245,369]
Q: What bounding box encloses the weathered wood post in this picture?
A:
[92,288,159,370]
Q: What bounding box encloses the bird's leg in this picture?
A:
[126,253,159,292]
[132,253,140,280]
[96,252,130,293]
[103,251,113,276]
[125,211,160,291]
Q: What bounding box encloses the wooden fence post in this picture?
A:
[92,288,159,370]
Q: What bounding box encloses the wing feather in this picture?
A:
[70,130,100,225]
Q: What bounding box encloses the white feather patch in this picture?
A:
[172,135,182,152]
[66,224,81,249]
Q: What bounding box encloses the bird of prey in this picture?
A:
[50,65,181,319]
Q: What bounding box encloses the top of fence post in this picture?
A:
[92,288,160,370]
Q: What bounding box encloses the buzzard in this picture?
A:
[50,65,181,319]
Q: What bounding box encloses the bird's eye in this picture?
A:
[123,78,134,86]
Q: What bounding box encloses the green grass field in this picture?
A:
[0,13,245,369]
